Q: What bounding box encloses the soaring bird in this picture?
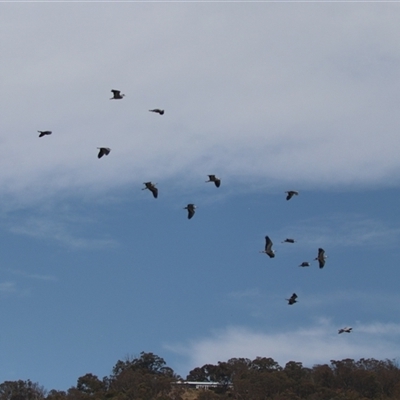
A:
[142,182,158,199]
[260,236,275,258]
[149,109,164,115]
[206,175,221,188]
[285,191,299,201]
[97,147,111,158]
[286,293,298,305]
[38,130,52,138]
[315,248,327,269]
[299,262,310,267]
[184,204,196,219]
[338,327,352,334]
[282,238,296,243]
[110,90,125,100]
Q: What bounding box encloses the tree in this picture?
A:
[250,357,282,373]
[186,367,210,382]
[112,352,174,378]
[46,390,67,400]
[76,374,105,395]
[0,380,46,400]
[312,364,335,390]
[108,352,179,400]
[65,373,107,400]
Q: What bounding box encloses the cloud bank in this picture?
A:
[167,320,400,376]
[1,5,400,205]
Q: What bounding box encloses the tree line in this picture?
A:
[1,352,400,399]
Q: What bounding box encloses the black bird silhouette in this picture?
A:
[110,90,125,100]
[97,147,111,158]
[206,175,221,188]
[184,204,196,219]
[285,190,299,201]
[142,182,158,198]
[38,130,52,138]
[282,238,296,243]
[149,109,164,115]
[338,327,352,334]
[260,236,275,258]
[315,248,326,269]
[286,293,298,305]
[299,262,310,267]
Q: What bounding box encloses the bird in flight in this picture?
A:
[110,90,125,100]
[282,238,296,243]
[286,293,298,305]
[338,327,352,334]
[184,204,196,219]
[38,130,52,138]
[315,248,327,269]
[285,190,299,201]
[206,175,221,188]
[299,262,310,267]
[97,147,111,158]
[260,236,275,258]
[149,109,164,115]
[142,182,158,199]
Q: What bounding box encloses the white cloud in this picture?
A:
[357,322,400,335]
[278,213,400,249]
[7,269,57,282]
[227,288,262,300]
[166,320,400,375]
[0,281,29,297]
[0,281,17,294]
[1,5,400,205]
[8,216,118,250]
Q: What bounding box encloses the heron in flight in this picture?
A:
[38,130,52,138]
[142,182,158,199]
[315,248,327,269]
[110,90,125,100]
[184,204,196,219]
[260,236,275,258]
[299,262,310,267]
[338,327,352,334]
[282,238,296,243]
[206,175,221,188]
[149,109,164,115]
[285,191,299,201]
[286,293,298,305]
[97,147,111,158]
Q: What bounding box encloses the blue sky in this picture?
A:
[1,1,400,392]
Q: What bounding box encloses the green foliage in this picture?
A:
[107,352,178,400]
[2,354,400,399]
[46,390,67,400]
[0,380,46,400]
[111,352,174,379]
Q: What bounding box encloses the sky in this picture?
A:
[1,1,400,392]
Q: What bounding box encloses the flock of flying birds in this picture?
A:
[38,89,351,336]
[259,192,352,335]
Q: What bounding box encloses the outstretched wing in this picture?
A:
[286,191,298,200]
[151,187,158,199]
[187,207,195,219]
[149,109,164,115]
[317,248,325,268]
[97,147,110,158]
[264,236,275,257]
